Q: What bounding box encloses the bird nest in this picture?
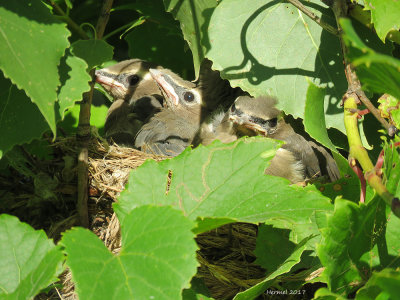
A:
[44,136,266,299]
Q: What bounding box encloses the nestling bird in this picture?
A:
[134,59,243,156]
[198,96,340,183]
[95,59,164,147]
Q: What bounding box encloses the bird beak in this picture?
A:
[149,69,180,108]
[95,70,126,91]
[229,114,267,136]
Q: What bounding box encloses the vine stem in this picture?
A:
[286,0,339,36]
[288,0,391,133]
[46,0,89,39]
[331,0,400,217]
[76,0,114,227]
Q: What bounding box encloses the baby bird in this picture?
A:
[134,59,243,156]
[198,96,340,183]
[95,59,164,147]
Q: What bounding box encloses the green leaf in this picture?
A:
[71,39,114,70]
[206,0,348,133]
[234,227,316,300]
[314,288,347,300]
[115,137,333,235]
[61,205,197,300]
[303,80,355,178]
[378,95,400,129]
[59,102,108,135]
[364,0,400,42]
[356,269,400,300]
[317,198,380,296]
[341,19,400,100]
[0,1,70,135]
[304,81,337,152]
[0,73,49,158]
[57,54,91,119]
[163,0,218,75]
[0,214,63,299]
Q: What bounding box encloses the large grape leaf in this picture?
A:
[341,19,400,100]
[206,0,348,133]
[61,205,197,300]
[0,73,49,158]
[115,137,333,236]
[162,0,219,75]
[0,214,63,299]
[0,0,70,135]
[364,0,400,42]
[317,198,381,296]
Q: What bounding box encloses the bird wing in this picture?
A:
[135,110,198,156]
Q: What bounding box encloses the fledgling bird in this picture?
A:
[95,59,164,147]
[198,96,340,183]
[134,59,244,156]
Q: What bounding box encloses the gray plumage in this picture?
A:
[198,95,340,183]
[95,59,164,147]
[135,59,244,156]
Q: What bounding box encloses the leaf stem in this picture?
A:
[333,0,400,218]
[286,0,339,36]
[46,0,89,40]
[76,0,114,227]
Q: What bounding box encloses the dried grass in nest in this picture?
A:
[53,136,267,299]
[196,223,266,299]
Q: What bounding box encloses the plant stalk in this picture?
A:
[76,0,114,227]
[332,0,400,217]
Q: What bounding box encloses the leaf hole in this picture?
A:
[165,170,173,195]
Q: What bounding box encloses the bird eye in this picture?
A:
[268,117,278,127]
[127,75,140,86]
[183,92,195,102]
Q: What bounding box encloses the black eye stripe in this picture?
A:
[249,116,278,127]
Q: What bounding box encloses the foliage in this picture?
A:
[0,0,400,299]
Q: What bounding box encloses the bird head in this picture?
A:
[95,59,162,101]
[228,96,284,137]
[149,68,202,114]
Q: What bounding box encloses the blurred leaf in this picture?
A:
[57,53,91,119]
[314,288,347,299]
[61,205,197,299]
[71,39,114,70]
[317,198,380,296]
[341,19,400,100]
[0,1,70,135]
[364,0,400,42]
[207,0,347,133]
[163,0,218,75]
[115,137,333,236]
[356,269,400,300]
[125,21,194,78]
[0,214,63,299]
[0,74,49,158]
[234,227,315,300]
